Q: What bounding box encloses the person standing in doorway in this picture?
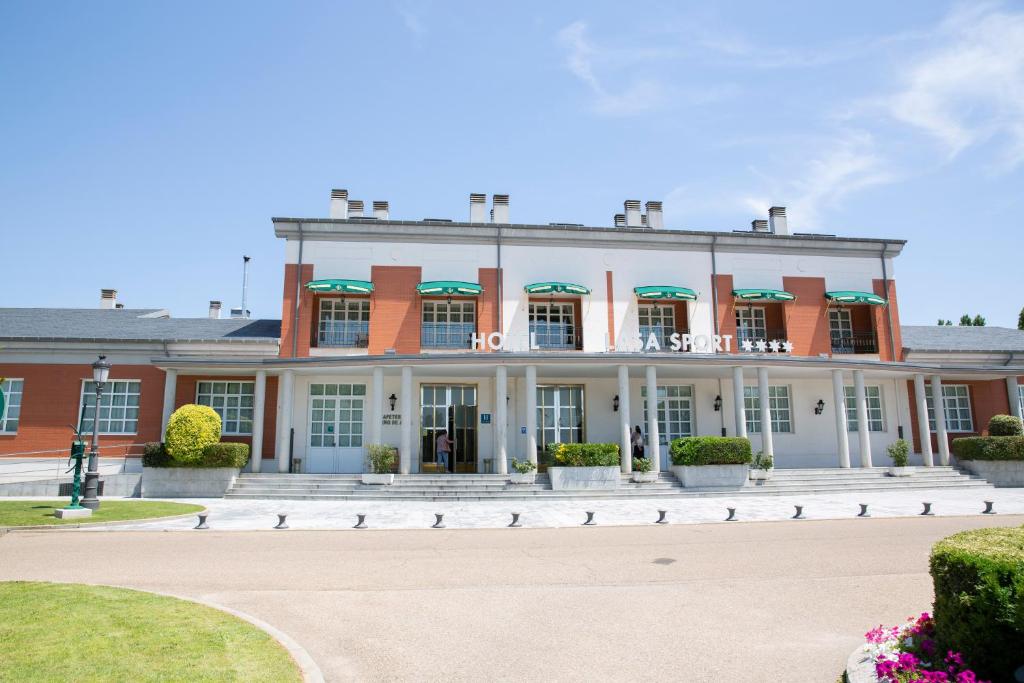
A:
[436,429,454,473]
[632,425,645,461]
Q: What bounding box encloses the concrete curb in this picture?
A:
[0,507,207,532]
[846,645,876,682]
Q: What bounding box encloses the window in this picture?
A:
[926,384,973,433]
[735,306,766,340]
[844,385,885,432]
[529,302,578,349]
[79,380,141,434]
[422,301,476,348]
[744,385,792,434]
[638,305,676,348]
[309,383,366,448]
[641,385,693,443]
[196,381,254,435]
[318,298,370,347]
[0,379,24,433]
[536,385,584,449]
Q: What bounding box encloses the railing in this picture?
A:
[317,321,369,348]
[735,328,788,345]
[421,322,476,349]
[529,322,582,350]
[638,325,689,350]
[830,331,878,354]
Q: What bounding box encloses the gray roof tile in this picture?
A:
[902,325,1024,353]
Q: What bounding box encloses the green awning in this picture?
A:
[305,279,374,294]
[733,288,796,302]
[634,286,697,301]
[416,280,483,296]
[825,290,887,306]
[524,282,591,295]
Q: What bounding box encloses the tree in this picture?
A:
[959,314,973,326]
[972,314,986,327]
[1018,307,1023,330]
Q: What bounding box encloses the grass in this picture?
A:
[0,500,204,527]
[0,582,302,682]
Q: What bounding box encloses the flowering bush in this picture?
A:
[863,613,988,683]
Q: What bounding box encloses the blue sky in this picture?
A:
[1,1,1022,326]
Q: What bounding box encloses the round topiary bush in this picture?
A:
[988,414,1023,436]
[164,404,221,466]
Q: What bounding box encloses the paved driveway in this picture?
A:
[2,515,1021,682]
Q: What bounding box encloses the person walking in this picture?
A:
[631,425,645,461]
[435,429,454,473]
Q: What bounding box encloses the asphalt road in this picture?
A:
[3,515,1021,682]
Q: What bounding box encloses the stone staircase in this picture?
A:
[224,466,993,502]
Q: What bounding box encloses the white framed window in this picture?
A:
[828,309,853,336]
[422,301,477,348]
[844,385,885,432]
[529,302,578,349]
[318,298,370,347]
[744,385,792,434]
[309,383,366,448]
[926,384,973,433]
[79,380,141,435]
[735,306,766,339]
[641,385,694,444]
[0,379,25,433]
[196,381,255,435]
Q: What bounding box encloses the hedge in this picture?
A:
[548,443,619,467]
[988,414,1023,436]
[670,436,752,466]
[952,436,1024,461]
[164,404,221,465]
[143,441,249,468]
[142,441,172,467]
[929,526,1024,681]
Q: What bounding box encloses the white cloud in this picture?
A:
[396,4,426,40]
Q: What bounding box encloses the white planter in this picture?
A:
[141,467,239,498]
[547,466,620,491]
[631,471,658,483]
[670,464,748,489]
[509,472,537,485]
[960,460,1024,487]
[887,466,912,477]
[361,473,395,485]
[748,469,774,481]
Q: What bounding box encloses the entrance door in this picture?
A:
[537,385,584,468]
[420,384,477,473]
[307,383,366,473]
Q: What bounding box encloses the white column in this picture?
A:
[495,365,508,474]
[732,366,747,438]
[645,365,660,473]
[831,369,850,468]
[399,367,413,474]
[525,365,538,465]
[617,365,632,473]
[1008,376,1022,421]
[160,369,177,438]
[914,374,934,467]
[756,367,773,458]
[370,367,384,446]
[250,370,266,473]
[853,370,872,467]
[931,375,950,466]
[276,369,294,473]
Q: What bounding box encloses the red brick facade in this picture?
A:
[713,274,738,344]
[906,378,1015,453]
[873,278,903,362]
[280,263,315,358]
[173,375,279,459]
[368,265,423,355]
[477,267,502,349]
[782,276,831,357]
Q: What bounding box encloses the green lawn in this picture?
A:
[0,500,203,527]
[0,582,302,682]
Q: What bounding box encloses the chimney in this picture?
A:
[373,201,389,220]
[614,213,625,227]
[751,219,770,233]
[329,189,348,219]
[624,199,642,227]
[115,303,124,309]
[769,206,789,235]
[492,194,510,223]
[100,289,117,309]
[469,193,487,223]
[645,201,664,229]
[208,301,222,319]
[348,200,364,218]
[229,307,246,319]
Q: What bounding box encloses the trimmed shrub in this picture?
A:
[632,456,652,473]
[886,439,910,467]
[142,442,172,468]
[549,443,619,467]
[164,404,221,465]
[200,442,250,468]
[670,436,752,466]
[930,526,1024,681]
[365,444,397,474]
[511,458,536,474]
[952,435,1024,461]
[988,414,1023,436]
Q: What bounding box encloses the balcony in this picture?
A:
[421,322,476,349]
[317,321,369,348]
[638,325,689,350]
[830,331,878,354]
[529,322,582,350]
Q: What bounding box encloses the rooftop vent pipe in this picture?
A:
[209,300,222,319]
[329,189,348,219]
[100,289,117,309]
[372,201,389,220]
[769,206,789,235]
[469,193,487,223]
[492,194,510,224]
[645,201,663,229]
[348,200,364,218]
[614,214,625,227]
[751,219,770,233]
[624,200,642,227]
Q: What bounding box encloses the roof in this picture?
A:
[0,308,281,343]
[902,325,1024,353]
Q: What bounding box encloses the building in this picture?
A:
[1,191,1022,476]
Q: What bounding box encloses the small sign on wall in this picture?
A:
[520,426,527,434]
[480,413,492,424]
[382,414,401,425]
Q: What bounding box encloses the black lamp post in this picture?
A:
[388,393,397,412]
[814,399,826,415]
[81,355,111,511]
[713,395,723,412]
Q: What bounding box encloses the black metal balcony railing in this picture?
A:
[830,331,879,354]
[735,328,788,345]
[318,321,369,348]
[638,325,689,350]
[530,321,582,350]
[421,322,476,349]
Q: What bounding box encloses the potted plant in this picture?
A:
[631,456,657,483]
[886,439,911,477]
[546,443,621,490]
[362,444,397,484]
[669,436,752,488]
[510,458,537,484]
[749,451,774,481]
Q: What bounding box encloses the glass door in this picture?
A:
[420,384,478,473]
[537,385,584,469]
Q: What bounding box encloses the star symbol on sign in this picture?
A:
[768,340,781,352]
[782,341,794,353]
[741,339,754,352]
[755,340,768,353]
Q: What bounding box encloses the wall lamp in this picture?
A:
[713,395,722,412]
[388,393,397,412]
[613,394,620,412]
[814,399,825,415]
